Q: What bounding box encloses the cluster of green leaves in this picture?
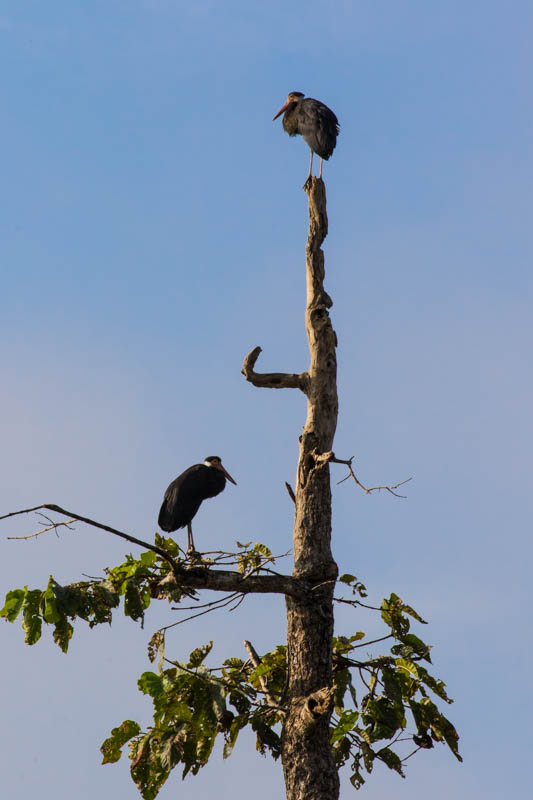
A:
[0,540,278,655]
[0,550,166,652]
[101,641,286,800]
[235,541,275,574]
[99,583,460,799]
[330,584,462,790]
[2,550,461,798]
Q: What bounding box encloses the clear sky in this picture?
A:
[1,2,532,798]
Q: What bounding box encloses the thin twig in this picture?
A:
[315,452,411,497]
[7,516,77,540]
[1,503,186,578]
[311,579,336,592]
[167,593,242,628]
[171,594,238,612]
[229,594,246,612]
[333,455,412,498]
[358,667,372,693]
[352,633,393,649]
[401,746,422,763]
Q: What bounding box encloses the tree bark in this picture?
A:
[281,178,339,800]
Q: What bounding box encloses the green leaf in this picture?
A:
[138,672,165,700]
[229,690,252,715]
[124,580,145,622]
[147,630,165,665]
[101,720,141,764]
[381,667,404,705]
[432,710,463,762]
[251,717,281,759]
[416,665,451,702]
[330,709,359,742]
[188,642,213,668]
[333,667,351,712]
[362,696,405,741]
[402,603,428,624]
[22,588,43,645]
[43,577,61,624]
[349,753,366,789]
[223,657,244,669]
[140,551,157,567]
[377,747,405,777]
[130,731,170,800]
[208,681,226,723]
[222,713,248,759]
[339,573,356,584]
[361,740,375,772]
[53,616,74,653]
[0,589,25,622]
[338,575,367,597]
[399,633,432,662]
[253,543,273,559]
[331,731,352,767]
[395,658,419,679]
[52,582,84,617]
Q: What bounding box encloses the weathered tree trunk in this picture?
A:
[242,177,339,799]
[282,179,339,800]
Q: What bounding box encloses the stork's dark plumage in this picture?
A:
[158,456,237,553]
[273,91,339,182]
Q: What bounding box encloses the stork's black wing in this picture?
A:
[158,464,226,532]
[299,98,340,160]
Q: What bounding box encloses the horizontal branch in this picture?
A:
[158,567,303,598]
[1,503,303,598]
[242,346,307,391]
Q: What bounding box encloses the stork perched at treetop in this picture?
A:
[273,91,339,183]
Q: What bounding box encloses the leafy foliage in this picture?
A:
[0,550,161,651]
[329,590,462,789]
[2,547,461,798]
[100,642,283,799]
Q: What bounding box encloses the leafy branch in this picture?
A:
[1,528,461,798]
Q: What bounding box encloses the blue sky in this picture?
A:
[1,2,532,798]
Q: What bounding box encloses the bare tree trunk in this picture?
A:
[281,178,339,800]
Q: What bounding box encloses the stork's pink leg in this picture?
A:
[319,158,323,178]
[308,148,314,180]
[187,522,196,553]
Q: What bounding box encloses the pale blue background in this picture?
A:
[1,2,531,798]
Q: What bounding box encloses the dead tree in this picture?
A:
[242,177,339,799]
[1,178,460,800]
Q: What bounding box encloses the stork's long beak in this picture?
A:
[273,100,290,121]
[219,463,237,485]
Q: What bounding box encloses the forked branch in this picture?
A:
[315,453,412,498]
